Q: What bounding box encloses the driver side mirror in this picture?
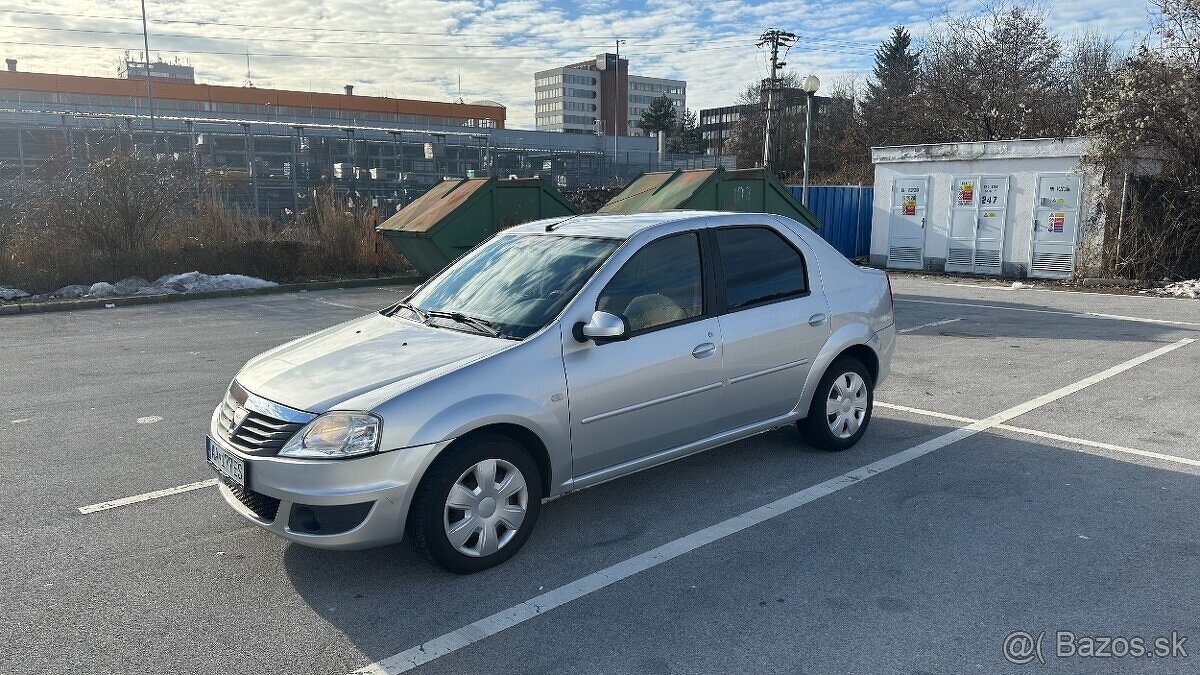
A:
[573,310,631,344]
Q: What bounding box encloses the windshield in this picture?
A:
[401,233,621,339]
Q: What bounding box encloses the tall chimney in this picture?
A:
[5,59,16,72]
[344,84,354,96]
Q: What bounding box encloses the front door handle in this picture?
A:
[691,343,716,359]
[809,313,828,327]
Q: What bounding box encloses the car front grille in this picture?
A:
[215,388,306,457]
[220,474,281,522]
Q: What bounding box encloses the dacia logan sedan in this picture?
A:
[207,211,895,573]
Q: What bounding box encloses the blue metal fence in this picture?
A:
[787,185,873,259]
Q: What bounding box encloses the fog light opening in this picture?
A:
[292,506,321,533]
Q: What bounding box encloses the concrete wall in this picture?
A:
[868,137,1104,278]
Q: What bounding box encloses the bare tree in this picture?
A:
[919,3,1067,141]
[1081,0,1200,277]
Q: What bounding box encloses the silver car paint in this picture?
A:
[210,210,895,548]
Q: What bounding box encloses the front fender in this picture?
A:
[386,392,571,493]
[796,322,881,415]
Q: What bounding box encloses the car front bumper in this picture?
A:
[208,407,447,550]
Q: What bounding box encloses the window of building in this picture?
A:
[715,227,808,310]
[565,88,597,99]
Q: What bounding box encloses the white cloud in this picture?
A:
[0,0,1156,128]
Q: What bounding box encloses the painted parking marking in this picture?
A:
[877,401,1200,469]
[78,479,217,514]
[896,298,1200,328]
[897,317,963,334]
[312,297,376,311]
[347,338,1194,675]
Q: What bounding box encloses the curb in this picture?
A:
[0,275,424,316]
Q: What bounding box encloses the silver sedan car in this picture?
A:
[206,211,895,573]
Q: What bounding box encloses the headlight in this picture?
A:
[279,412,382,459]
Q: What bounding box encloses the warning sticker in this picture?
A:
[902,195,917,216]
[957,182,974,206]
[1049,212,1065,233]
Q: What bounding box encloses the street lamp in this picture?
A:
[800,74,820,207]
[613,39,626,181]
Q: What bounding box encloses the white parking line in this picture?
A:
[312,298,376,311]
[897,318,963,334]
[78,479,217,514]
[348,337,1194,675]
[876,401,1200,468]
[896,298,1200,328]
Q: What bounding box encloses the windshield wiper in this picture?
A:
[386,301,428,324]
[425,310,504,338]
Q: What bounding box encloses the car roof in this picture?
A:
[506,210,735,240]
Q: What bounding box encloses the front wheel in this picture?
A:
[409,434,543,574]
[801,357,874,451]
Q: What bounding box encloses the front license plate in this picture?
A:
[206,437,245,487]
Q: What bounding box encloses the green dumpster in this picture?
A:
[598,167,819,230]
[377,176,579,277]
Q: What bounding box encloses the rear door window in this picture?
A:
[715,227,808,310]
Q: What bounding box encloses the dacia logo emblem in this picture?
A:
[229,406,248,434]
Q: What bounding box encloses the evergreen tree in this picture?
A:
[860,26,920,146]
[638,95,677,136]
[667,109,704,154]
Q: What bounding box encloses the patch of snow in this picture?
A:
[136,416,163,424]
[87,282,117,297]
[0,286,30,301]
[137,272,277,295]
[112,276,151,295]
[1156,279,1199,299]
[1010,282,1025,289]
[54,284,90,298]
[104,303,116,309]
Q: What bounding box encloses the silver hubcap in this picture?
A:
[826,372,868,439]
[443,459,528,557]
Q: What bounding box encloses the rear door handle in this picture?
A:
[692,343,716,359]
[809,313,828,327]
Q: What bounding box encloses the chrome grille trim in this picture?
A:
[215,383,314,456]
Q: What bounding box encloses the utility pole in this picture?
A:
[613,39,626,181]
[139,0,159,151]
[757,28,795,171]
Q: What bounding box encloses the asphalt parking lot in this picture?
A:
[2,276,1199,674]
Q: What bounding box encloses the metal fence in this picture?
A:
[0,113,730,219]
[788,185,873,259]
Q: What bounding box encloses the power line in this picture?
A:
[0,22,758,50]
[1,8,724,41]
[0,39,759,60]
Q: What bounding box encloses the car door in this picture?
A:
[562,231,724,479]
[710,225,830,431]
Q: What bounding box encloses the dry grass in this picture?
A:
[0,151,413,294]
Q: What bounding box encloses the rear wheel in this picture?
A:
[801,357,874,451]
[409,434,543,574]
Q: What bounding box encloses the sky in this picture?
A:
[0,0,1158,129]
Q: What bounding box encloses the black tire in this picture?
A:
[800,357,874,452]
[409,433,543,574]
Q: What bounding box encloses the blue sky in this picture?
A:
[0,1,1158,128]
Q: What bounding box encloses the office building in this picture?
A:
[534,54,685,136]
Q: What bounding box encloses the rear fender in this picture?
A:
[795,323,880,415]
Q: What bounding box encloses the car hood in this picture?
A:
[236,312,509,412]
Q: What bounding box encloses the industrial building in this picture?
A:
[534,54,685,136]
[0,64,722,217]
[117,56,196,84]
